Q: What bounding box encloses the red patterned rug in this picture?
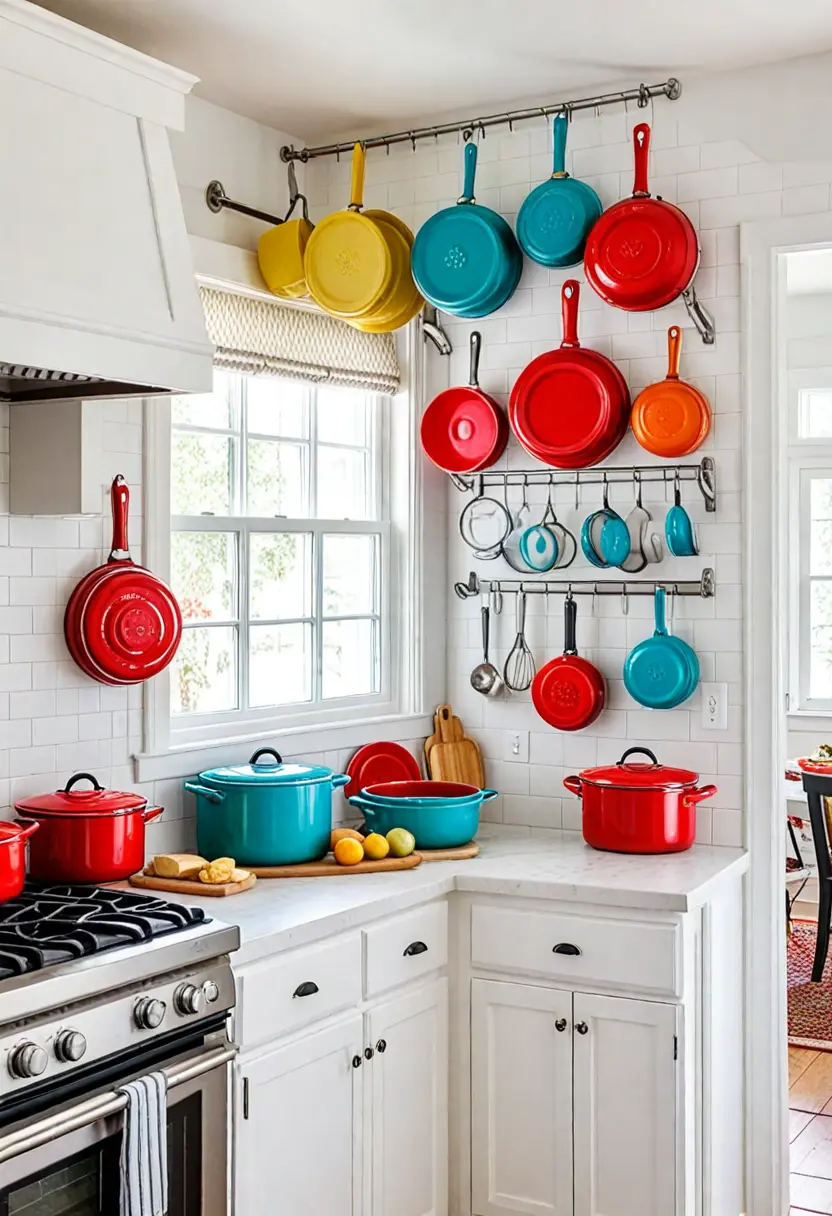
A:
[788,920,832,1051]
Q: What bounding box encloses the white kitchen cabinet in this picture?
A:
[368,979,448,1216]
[236,1015,364,1216]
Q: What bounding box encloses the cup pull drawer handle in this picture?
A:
[552,942,582,956]
[293,981,319,998]
[403,941,428,957]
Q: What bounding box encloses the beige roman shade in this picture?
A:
[199,286,400,395]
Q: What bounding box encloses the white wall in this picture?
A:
[306,53,832,850]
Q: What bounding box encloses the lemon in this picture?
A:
[386,828,416,858]
[363,832,390,860]
[334,837,364,866]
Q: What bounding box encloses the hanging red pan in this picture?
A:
[509,280,630,468]
[64,476,182,685]
[531,596,606,731]
[420,331,508,473]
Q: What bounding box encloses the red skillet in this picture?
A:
[532,596,606,731]
[509,280,630,467]
[64,476,182,685]
[584,123,699,313]
[420,331,508,473]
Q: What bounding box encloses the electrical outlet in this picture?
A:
[700,682,728,731]
[505,730,529,764]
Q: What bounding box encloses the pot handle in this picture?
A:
[348,795,370,811]
[64,772,104,794]
[563,776,582,797]
[184,781,226,805]
[11,818,39,842]
[141,805,165,824]
[332,774,350,790]
[683,784,718,807]
[618,747,659,767]
[249,747,283,768]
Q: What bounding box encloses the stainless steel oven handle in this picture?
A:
[0,1044,237,1164]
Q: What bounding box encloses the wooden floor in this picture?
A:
[790,1045,832,1212]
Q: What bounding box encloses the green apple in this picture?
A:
[386,828,416,858]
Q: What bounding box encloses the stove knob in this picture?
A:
[54,1029,87,1064]
[9,1042,49,1080]
[174,984,204,1017]
[202,980,220,1004]
[134,998,167,1030]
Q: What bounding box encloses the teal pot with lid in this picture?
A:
[185,747,348,866]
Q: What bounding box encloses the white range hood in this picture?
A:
[0,0,213,403]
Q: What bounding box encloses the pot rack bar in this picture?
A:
[450,456,716,512]
[279,79,682,163]
[455,568,716,600]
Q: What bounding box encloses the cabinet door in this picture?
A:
[471,980,573,1216]
[572,993,678,1216]
[236,1015,364,1216]
[367,977,448,1216]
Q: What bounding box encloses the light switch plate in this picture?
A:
[701,682,728,731]
[505,730,529,763]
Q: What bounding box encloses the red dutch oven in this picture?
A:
[563,747,717,854]
[15,773,164,884]
[0,820,39,902]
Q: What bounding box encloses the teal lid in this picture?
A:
[198,747,334,786]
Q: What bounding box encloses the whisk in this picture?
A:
[503,591,536,692]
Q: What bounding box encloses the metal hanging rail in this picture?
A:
[454,568,716,600]
[279,78,682,163]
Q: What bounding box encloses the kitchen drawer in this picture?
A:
[238,933,362,1048]
[364,901,448,997]
[470,904,680,997]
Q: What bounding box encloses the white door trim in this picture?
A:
[742,210,832,1216]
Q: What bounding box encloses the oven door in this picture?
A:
[0,1030,234,1215]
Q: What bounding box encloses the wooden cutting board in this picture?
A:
[425,704,485,788]
[129,872,257,897]
[249,853,422,878]
[419,842,479,861]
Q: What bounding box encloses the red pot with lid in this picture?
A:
[563,747,717,854]
[15,773,164,884]
[0,820,39,902]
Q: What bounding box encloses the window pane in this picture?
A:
[172,432,234,515]
[323,619,378,699]
[317,447,371,519]
[811,581,832,698]
[323,534,378,616]
[250,532,312,620]
[172,371,238,429]
[247,439,307,516]
[249,623,312,706]
[317,387,371,446]
[800,389,832,438]
[171,626,237,714]
[171,532,236,622]
[811,478,832,575]
[248,378,306,438]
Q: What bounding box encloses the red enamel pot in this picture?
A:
[563,747,717,854]
[532,597,606,731]
[15,773,164,883]
[0,820,39,902]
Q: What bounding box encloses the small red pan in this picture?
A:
[532,597,606,731]
[509,280,630,468]
[421,331,508,473]
[584,123,699,313]
[64,477,182,685]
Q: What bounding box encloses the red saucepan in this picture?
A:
[0,820,39,902]
[509,281,630,467]
[420,332,508,473]
[64,476,182,685]
[584,124,700,315]
[531,596,606,731]
[15,773,164,884]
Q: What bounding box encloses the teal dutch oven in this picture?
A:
[185,747,348,866]
[348,780,497,849]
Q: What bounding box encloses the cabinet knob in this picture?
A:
[403,941,428,957]
[552,942,582,956]
[364,1046,374,1060]
[352,1055,362,1068]
[376,1039,387,1053]
[575,1021,589,1035]
[555,1019,567,1032]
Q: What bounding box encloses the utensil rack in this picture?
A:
[450,457,716,512]
[454,568,716,600]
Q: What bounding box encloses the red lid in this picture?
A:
[577,747,699,790]
[14,772,148,817]
[345,743,421,799]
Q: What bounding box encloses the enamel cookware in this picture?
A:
[623,587,699,709]
[531,596,606,731]
[631,327,712,458]
[0,820,38,902]
[64,477,182,686]
[564,746,717,853]
[15,773,164,883]
[420,332,508,473]
[348,781,497,849]
[509,281,631,467]
[517,113,602,267]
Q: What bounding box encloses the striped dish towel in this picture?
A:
[117,1073,168,1216]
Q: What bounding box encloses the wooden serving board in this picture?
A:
[419,842,479,862]
[129,872,257,898]
[249,853,422,878]
[425,704,485,788]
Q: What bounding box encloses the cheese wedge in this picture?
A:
[153,853,208,880]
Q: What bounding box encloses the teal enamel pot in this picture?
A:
[349,781,498,849]
[623,588,699,709]
[517,113,603,267]
[185,747,348,866]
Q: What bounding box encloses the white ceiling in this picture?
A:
[36,0,832,143]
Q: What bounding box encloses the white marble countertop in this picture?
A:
[140,831,748,967]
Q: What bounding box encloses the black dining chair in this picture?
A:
[800,770,832,981]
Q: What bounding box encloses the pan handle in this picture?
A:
[552,113,568,177]
[184,781,226,805]
[563,776,582,797]
[666,326,682,380]
[141,805,165,824]
[683,784,718,807]
[632,123,651,197]
[459,141,477,204]
[8,818,39,843]
[563,595,578,656]
[560,281,581,349]
[108,476,131,562]
[468,331,482,390]
[348,142,365,212]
